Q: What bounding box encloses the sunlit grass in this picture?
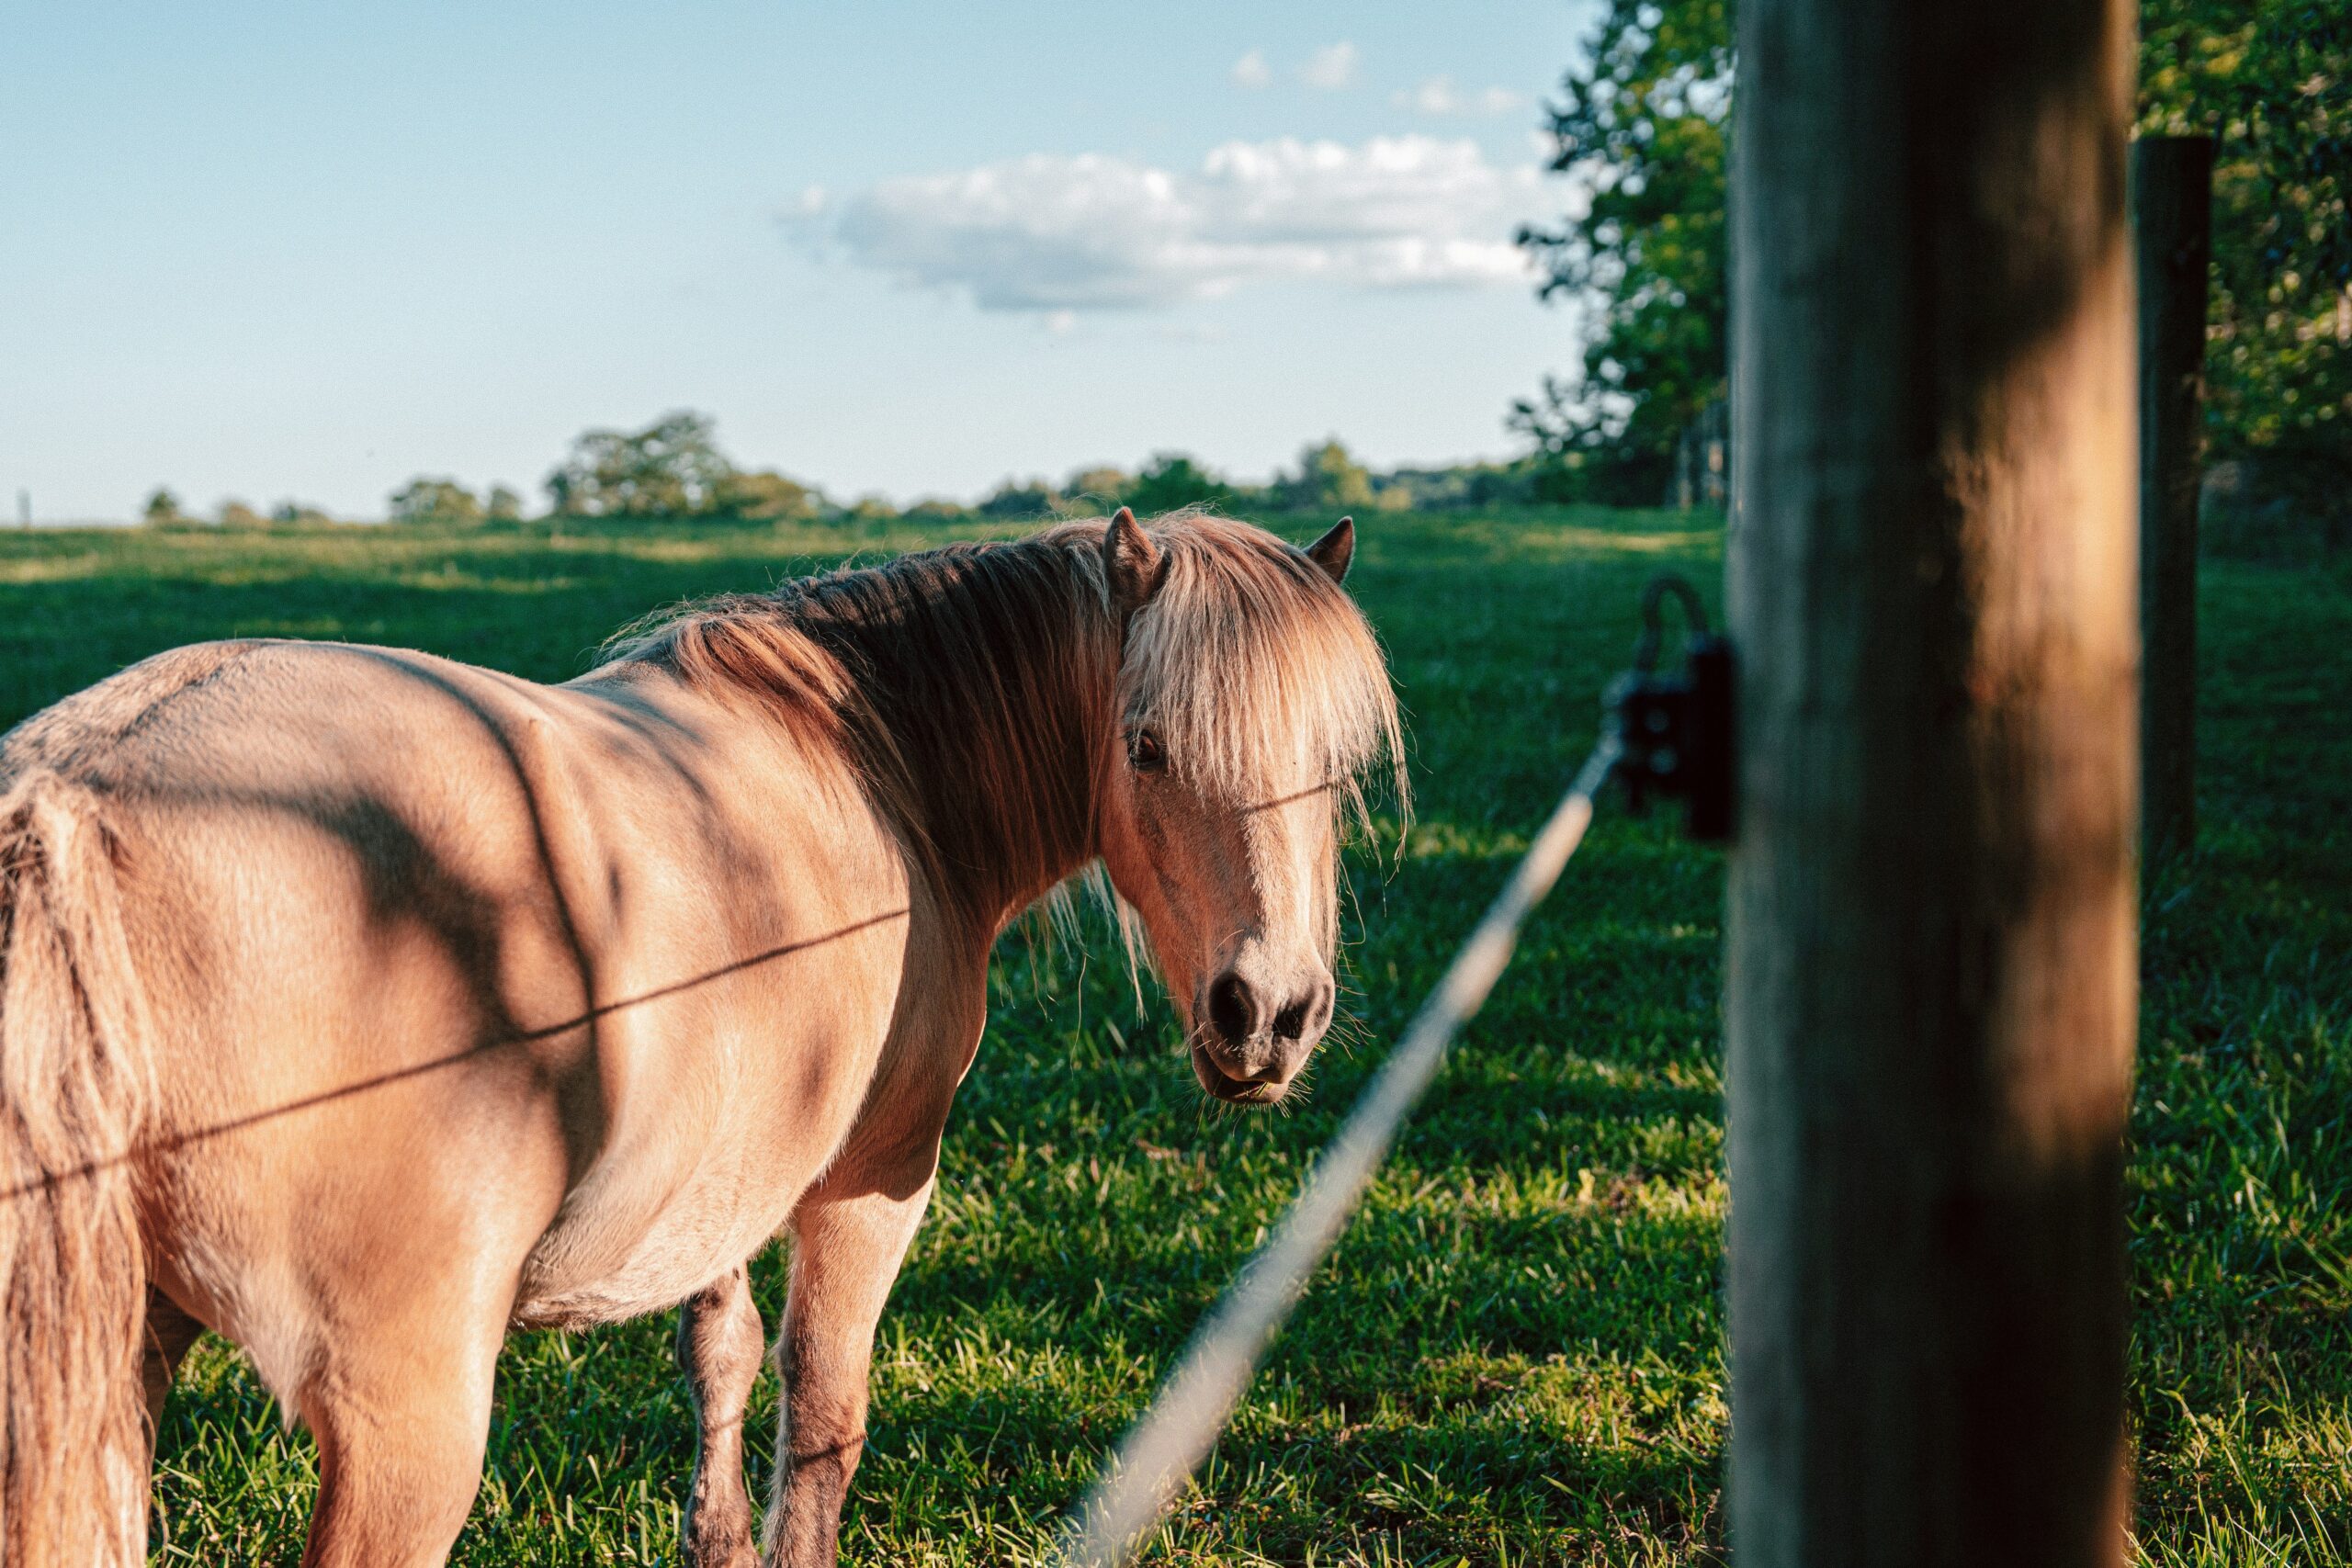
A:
[2,512,2346,1563]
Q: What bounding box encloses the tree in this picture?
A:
[978,479,1061,519]
[2141,0,2349,502]
[1515,0,1731,504]
[271,502,334,526]
[1518,0,2346,512]
[141,488,184,526]
[217,500,266,529]
[546,411,732,517]
[1378,462,1538,510]
[1063,467,1134,511]
[714,468,823,523]
[485,484,525,522]
[389,478,483,525]
[1124,453,1237,515]
[1285,439,1376,512]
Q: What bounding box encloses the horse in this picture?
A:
[0,507,1402,1566]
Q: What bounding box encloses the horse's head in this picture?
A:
[1092,510,1403,1106]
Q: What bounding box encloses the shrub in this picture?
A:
[1125,453,1236,515]
[546,411,729,517]
[389,478,483,525]
[713,468,822,523]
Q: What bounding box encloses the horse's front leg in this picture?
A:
[676,1263,766,1567]
[763,1177,936,1567]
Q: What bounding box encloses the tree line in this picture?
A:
[1513,0,2346,527]
[138,412,1563,529]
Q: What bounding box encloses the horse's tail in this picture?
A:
[0,773,158,1566]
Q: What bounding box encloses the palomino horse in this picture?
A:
[0,509,1400,1565]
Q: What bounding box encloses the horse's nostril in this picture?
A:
[1207,972,1261,1045]
[1272,976,1335,1042]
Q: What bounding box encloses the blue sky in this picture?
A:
[2,2,1597,519]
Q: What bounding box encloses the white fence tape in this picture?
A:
[1056,735,1625,1566]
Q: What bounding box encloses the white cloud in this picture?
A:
[1395,75,1525,117]
[1300,41,1359,91]
[812,135,1548,313]
[1397,75,1462,115]
[1231,50,1272,89]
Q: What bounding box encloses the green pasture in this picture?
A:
[2,511,2347,1565]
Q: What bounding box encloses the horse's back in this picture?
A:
[6,639,628,1089]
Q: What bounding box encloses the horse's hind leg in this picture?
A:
[295,1297,507,1568]
[677,1263,766,1568]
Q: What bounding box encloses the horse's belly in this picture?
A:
[511,1166,803,1327]
[509,979,902,1327]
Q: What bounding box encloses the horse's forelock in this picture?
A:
[1116,513,1407,832]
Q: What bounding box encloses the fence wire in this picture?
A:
[1055,733,1625,1567]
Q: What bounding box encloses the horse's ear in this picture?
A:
[1305,515,1354,585]
[1102,506,1169,615]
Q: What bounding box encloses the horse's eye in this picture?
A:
[1127,729,1167,772]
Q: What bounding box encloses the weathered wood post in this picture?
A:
[2135,136,2214,863]
[1725,0,2139,1562]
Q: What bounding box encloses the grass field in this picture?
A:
[2,509,2347,1565]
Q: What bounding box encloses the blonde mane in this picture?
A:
[604,512,1405,926]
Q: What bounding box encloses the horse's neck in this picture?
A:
[833,546,1114,935]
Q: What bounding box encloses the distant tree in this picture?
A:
[845,496,899,529]
[389,478,484,525]
[1063,467,1134,511]
[1125,452,1237,515]
[271,501,334,526]
[547,411,732,517]
[141,488,184,526]
[1285,439,1376,512]
[1514,0,1731,505]
[485,484,525,522]
[1382,462,1538,510]
[714,468,823,523]
[978,479,1060,519]
[900,498,970,523]
[217,500,267,529]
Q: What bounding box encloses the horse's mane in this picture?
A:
[603,512,1404,927]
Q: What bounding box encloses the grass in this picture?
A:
[0,508,2346,1565]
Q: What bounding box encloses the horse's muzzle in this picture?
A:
[1192,1032,1320,1105]
[1192,1041,1290,1104]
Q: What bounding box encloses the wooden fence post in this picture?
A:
[1725,0,2139,1563]
[2135,136,2213,864]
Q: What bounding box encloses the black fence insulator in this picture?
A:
[1607,574,1736,843]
